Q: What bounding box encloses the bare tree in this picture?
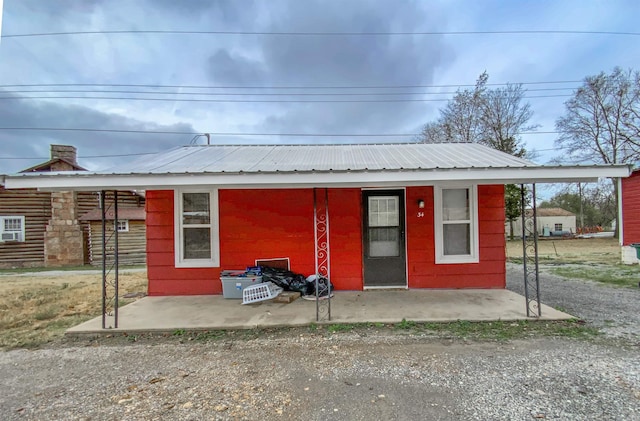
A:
[417,72,535,158]
[555,67,640,237]
[479,84,537,158]
[555,67,640,164]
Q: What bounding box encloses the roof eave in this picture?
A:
[3,165,631,191]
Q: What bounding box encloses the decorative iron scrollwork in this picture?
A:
[314,188,331,322]
[101,190,120,328]
[520,184,541,317]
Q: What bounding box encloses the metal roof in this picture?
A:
[103,143,536,174]
[3,143,631,191]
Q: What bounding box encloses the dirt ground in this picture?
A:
[0,269,147,349]
[506,236,622,264]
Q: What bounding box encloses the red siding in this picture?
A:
[327,189,363,290]
[146,185,507,295]
[622,171,640,245]
[406,185,506,289]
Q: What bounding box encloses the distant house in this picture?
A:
[4,143,629,295]
[620,169,640,264]
[506,207,577,238]
[79,200,146,266]
[0,145,146,269]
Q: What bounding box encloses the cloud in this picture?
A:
[201,0,453,139]
[0,93,196,174]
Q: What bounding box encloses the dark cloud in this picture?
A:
[202,0,452,138]
[0,93,197,174]
[207,50,267,84]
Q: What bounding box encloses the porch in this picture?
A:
[66,289,572,335]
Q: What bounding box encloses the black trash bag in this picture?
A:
[260,266,313,295]
[306,275,334,297]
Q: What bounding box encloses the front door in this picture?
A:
[363,190,406,287]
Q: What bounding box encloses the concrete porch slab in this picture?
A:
[66,289,573,335]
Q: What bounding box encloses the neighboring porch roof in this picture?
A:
[3,143,631,191]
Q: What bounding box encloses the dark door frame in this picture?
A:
[361,188,408,288]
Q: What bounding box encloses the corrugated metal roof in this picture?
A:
[103,143,536,175]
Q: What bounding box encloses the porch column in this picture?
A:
[520,184,541,317]
[313,187,331,321]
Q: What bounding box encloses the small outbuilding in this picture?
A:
[4,142,629,295]
[620,168,640,264]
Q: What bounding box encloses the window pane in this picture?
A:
[369,227,400,257]
[184,227,211,259]
[442,189,469,221]
[183,193,210,224]
[368,196,399,227]
[443,223,470,255]
[4,218,22,231]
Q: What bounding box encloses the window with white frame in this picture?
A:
[174,190,219,267]
[434,186,479,264]
[0,216,26,242]
[116,220,129,232]
[554,223,562,232]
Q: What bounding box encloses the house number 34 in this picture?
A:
[417,212,424,218]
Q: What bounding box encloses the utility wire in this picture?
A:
[0,144,579,160]
[3,29,640,38]
[0,80,586,89]
[0,127,561,136]
[0,94,572,103]
[0,87,580,96]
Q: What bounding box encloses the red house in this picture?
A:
[3,143,630,295]
[621,168,640,263]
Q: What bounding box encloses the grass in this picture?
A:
[550,265,640,288]
[76,319,601,347]
[0,264,146,274]
[506,237,622,265]
[0,270,147,349]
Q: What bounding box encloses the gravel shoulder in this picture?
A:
[0,334,638,421]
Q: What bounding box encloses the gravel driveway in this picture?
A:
[0,264,638,420]
[506,262,640,339]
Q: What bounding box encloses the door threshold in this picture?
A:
[364,286,408,290]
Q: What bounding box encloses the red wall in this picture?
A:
[622,170,640,245]
[406,185,506,289]
[146,185,506,295]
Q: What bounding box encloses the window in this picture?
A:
[554,223,563,232]
[367,196,401,257]
[174,189,219,267]
[116,220,129,232]
[0,216,26,242]
[434,186,478,264]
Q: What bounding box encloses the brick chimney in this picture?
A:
[51,144,78,165]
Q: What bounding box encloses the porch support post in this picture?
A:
[520,184,541,317]
[313,188,331,321]
[101,190,120,329]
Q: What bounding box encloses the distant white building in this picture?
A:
[506,208,577,238]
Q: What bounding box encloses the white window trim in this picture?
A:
[0,215,26,243]
[116,220,129,232]
[174,189,220,268]
[434,185,479,264]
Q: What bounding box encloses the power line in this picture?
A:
[0,80,586,90]
[0,127,561,136]
[0,152,156,160]
[0,86,580,96]
[3,29,640,38]
[0,94,572,103]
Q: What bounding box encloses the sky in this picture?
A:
[1,0,639,179]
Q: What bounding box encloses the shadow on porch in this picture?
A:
[66,289,572,335]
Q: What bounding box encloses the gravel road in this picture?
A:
[0,264,638,420]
